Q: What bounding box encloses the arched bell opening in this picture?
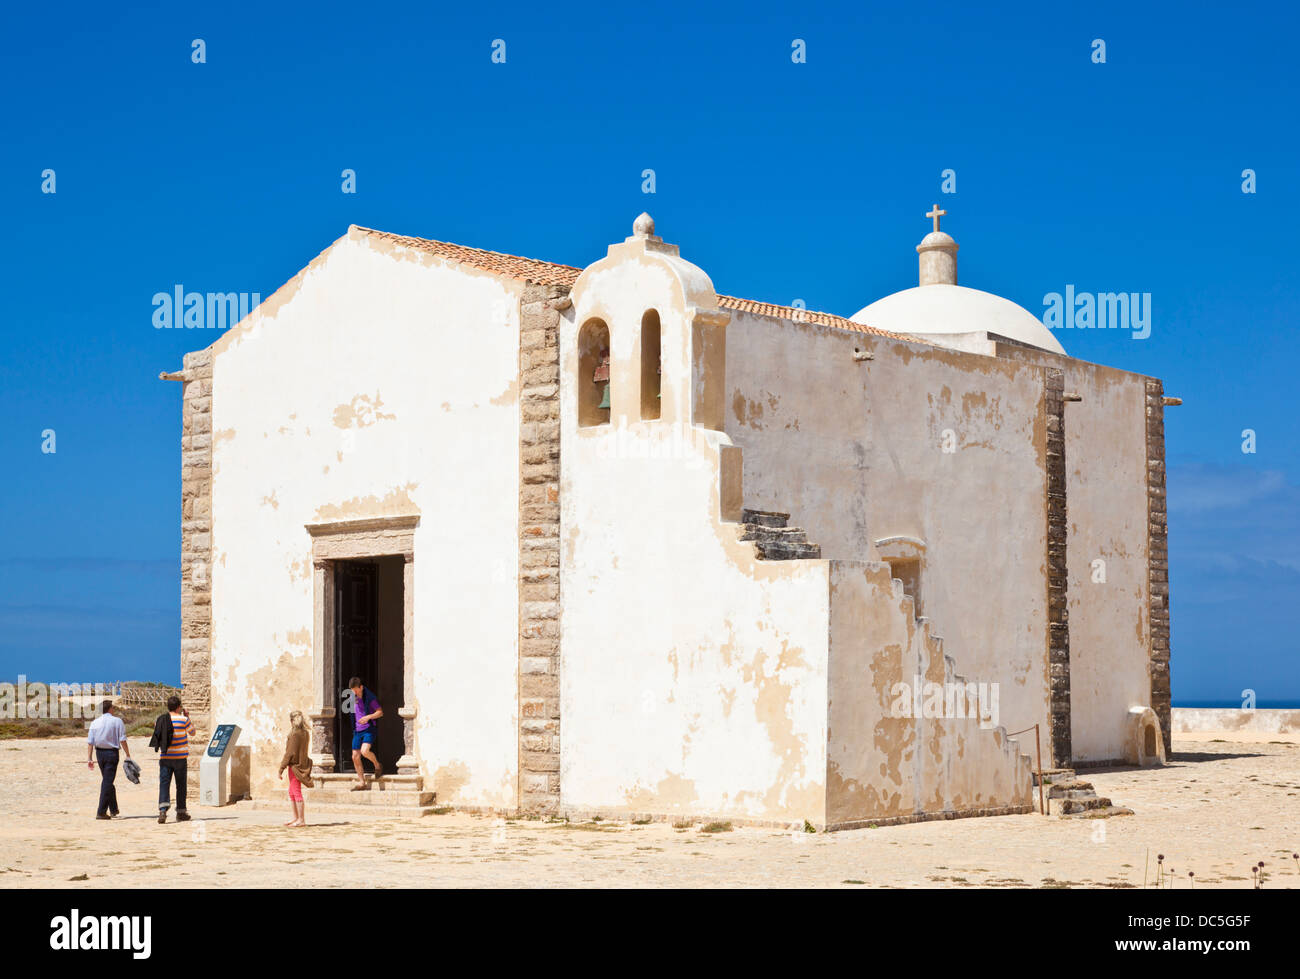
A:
[640,309,661,420]
[578,318,611,428]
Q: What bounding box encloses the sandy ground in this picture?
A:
[2,735,1297,888]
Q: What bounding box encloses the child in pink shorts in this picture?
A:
[277,710,314,827]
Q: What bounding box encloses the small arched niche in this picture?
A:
[640,309,661,420]
[874,536,927,618]
[1125,706,1166,767]
[578,318,611,427]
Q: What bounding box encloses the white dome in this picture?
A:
[851,284,1066,356]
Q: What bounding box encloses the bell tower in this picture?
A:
[917,204,958,286]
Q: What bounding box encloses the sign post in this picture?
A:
[199,723,242,807]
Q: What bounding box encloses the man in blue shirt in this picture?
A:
[347,676,384,789]
[85,700,132,820]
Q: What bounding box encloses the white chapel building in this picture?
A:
[164,209,1173,828]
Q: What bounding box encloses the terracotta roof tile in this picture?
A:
[351,225,581,286]
[716,295,902,338]
[351,225,906,340]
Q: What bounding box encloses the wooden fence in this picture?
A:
[113,684,183,709]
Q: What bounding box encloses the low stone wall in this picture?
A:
[1171,708,1300,735]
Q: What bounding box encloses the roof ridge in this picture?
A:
[717,294,904,339]
[350,224,905,340]
[350,225,582,283]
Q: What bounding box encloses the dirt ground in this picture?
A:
[2,733,1296,888]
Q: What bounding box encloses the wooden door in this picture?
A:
[334,561,378,772]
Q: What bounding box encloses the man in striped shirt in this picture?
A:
[157,694,194,823]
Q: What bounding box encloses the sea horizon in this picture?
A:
[1175,700,1300,710]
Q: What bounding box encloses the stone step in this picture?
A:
[739,524,808,544]
[1034,768,1076,787]
[742,508,790,528]
[313,772,423,789]
[755,540,822,561]
[1047,779,1095,798]
[1059,804,1134,820]
[247,798,442,819]
[1057,796,1113,815]
[1051,788,1101,802]
[304,788,435,807]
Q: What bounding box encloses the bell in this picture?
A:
[598,383,610,409]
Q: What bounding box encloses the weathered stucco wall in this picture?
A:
[827,561,1033,827]
[558,244,833,826]
[726,316,1055,759]
[557,231,1032,827]
[998,346,1151,763]
[559,423,832,824]
[206,232,524,805]
[1172,708,1300,735]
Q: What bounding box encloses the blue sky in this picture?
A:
[1,0,1295,701]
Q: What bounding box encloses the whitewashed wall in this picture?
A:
[558,243,833,825]
[726,315,1054,761]
[207,232,523,806]
[999,346,1153,763]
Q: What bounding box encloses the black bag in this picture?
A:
[148,712,173,753]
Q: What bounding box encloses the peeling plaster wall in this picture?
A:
[559,256,831,826]
[1172,708,1300,735]
[998,346,1151,763]
[206,234,523,806]
[726,315,875,558]
[726,316,1054,759]
[559,424,831,824]
[827,561,1033,826]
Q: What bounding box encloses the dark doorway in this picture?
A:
[334,557,404,774]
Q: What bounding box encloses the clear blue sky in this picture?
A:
[1,0,1295,702]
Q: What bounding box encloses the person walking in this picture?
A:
[150,695,194,823]
[85,699,131,820]
[347,677,383,789]
[278,710,314,827]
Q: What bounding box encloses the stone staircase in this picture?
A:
[1036,769,1134,819]
[919,589,1034,797]
[886,573,1038,806]
[823,557,1035,824]
[731,498,1033,821]
[739,508,821,560]
[293,772,440,818]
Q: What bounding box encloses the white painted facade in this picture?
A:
[179,212,1168,825]
[207,233,524,808]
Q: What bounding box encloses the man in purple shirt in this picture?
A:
[348,676,384,789]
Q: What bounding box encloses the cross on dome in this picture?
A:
[926,204,947,233]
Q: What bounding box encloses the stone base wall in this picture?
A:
[179,347,215,801]
[1044,369,1072,767]
[1145,379,1172,755]
[517,284,569,813]
[180,349,214,718]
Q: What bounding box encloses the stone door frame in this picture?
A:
[305,515,419,774]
